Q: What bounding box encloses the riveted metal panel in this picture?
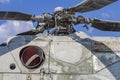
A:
[3,74,26,80]
[50,35,93,74]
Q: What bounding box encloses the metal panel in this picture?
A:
[3,74,26,80]
[91,37,120,80]
[92,41,120,52]
[93,52,120,80]
[8,39,50,73]
[0,46,9,56]
[50,37,93,74]
[51,74,112,80]
[0,53,20,72]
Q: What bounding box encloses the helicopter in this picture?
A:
[0,0,120,80]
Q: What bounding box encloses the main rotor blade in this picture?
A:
[69,0,117,13]
[17,29,42,35]
[0,11,33,21]
[91,19,120,31]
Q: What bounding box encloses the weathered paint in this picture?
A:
[0,32,120,80]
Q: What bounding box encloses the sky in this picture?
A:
[0,0,120,44]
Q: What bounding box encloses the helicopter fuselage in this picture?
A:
[0,32,120,80]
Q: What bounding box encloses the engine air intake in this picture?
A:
[20,46,45,69]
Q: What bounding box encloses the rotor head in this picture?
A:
[54,6,64,12]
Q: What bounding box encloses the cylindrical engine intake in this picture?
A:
[20,46,45,69]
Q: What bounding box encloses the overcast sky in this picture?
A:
[0,0,120,44]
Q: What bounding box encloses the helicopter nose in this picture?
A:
[20,46,45,69]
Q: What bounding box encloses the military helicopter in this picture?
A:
[0,0,120,80]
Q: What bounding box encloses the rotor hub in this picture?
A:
[54,6,64,13]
